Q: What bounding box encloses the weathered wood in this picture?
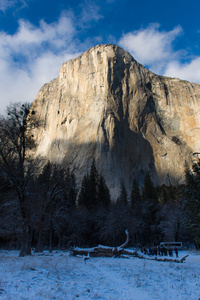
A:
[70,230,189,263]
[155,257,180,263]
[119,230,129,249]
[71,230,131,258]
[179,255,189,263]
[71,247,138,258]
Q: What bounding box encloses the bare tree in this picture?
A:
[0,102,40,256]
[34,161,77,253]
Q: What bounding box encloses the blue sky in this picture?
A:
[0,0,200,113]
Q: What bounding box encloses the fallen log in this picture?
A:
[71,246,127,258]
[71,230,131,258]
[140,254,189,263]
[70,230,189,263]
[119,229,129,248]
[154,257,180,263]
[71,247,188,263]
[179,254,189,263]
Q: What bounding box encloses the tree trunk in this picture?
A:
[19,225,32,257]
[35,231,44,253]
[49,230,53,253]
[58,232,63,249]
[119,230,129,248]
[175,221,180,242]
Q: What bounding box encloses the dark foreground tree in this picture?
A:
[97,174,111,208]
[140,173,162,245]
[35,161,77,253]
[130,179,141,208]
[117,180,128,206]
[183,161,200,247]
[0,102,40,256]
[78,159,110,209]
[142,172,157,201]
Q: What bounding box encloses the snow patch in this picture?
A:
[0,250,199,299]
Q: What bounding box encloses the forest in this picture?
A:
[0,103,199,256]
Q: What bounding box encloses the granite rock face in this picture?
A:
[31,44,200,198]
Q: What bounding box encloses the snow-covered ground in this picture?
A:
[0,249,199,299]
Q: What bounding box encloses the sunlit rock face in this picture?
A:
[31,44,200,198]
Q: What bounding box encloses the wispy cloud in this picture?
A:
[2,12,75,56]
[119,23,183,74]
[0,0,28,12]
[119,23,200,83]
[79,0,103,24]
[165,57,200,83]
[0,0,15,11]
[0,12,83,113]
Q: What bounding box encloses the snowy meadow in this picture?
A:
[0,250,199,300]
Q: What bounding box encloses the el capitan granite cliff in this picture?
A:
[31,44,200,198]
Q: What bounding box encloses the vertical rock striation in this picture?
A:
[31,44,200,198]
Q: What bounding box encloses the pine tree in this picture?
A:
[66,171,77,208]
[157,184,177,204]
[78,159,99,209]
[78,173,90,208]
[78,159,111,210]
[183,161,200,246]
[142,173,157,201]
[97,174,111,208]
[117,180,128,206]
[140,173,161,245]
[130,179,141,207]
[89,159,99,206]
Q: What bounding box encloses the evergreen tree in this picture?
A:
[117,180,128,206]
[66,171,77,208]
[78,173,91,208]
[140,173,162,245]
[183,161,200,246]
[157,185,169,204]
[78,160,111,210]
[142,173,157,201]
[97,174,111,208]
[157,184,177,204]
[89,159,99,206]
[130,179,141,207]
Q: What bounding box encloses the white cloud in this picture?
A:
[0,0,15,11]
[79,1,103,24]
[0,50,77,112]
[119,23,183,73]
[119,23,200,84]
[0,12,83,114]
[1,13,75,56]
[0,0,27,12]
[164,58,200,83]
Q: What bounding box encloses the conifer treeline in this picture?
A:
[0,157,198,252]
